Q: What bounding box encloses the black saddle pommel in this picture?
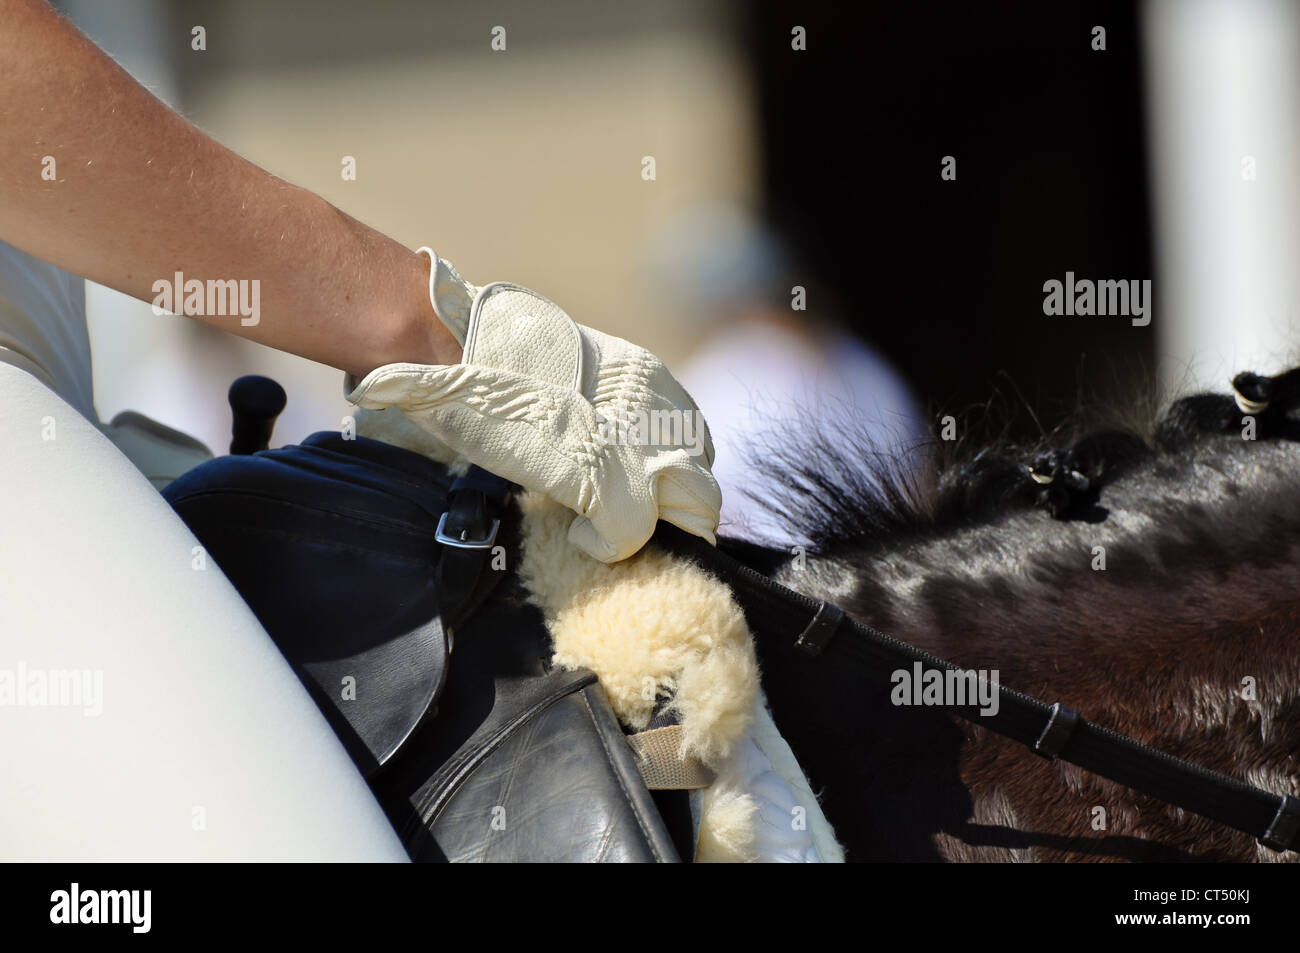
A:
[228,375,287,455]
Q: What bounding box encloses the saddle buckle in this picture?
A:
[435,511,500,550]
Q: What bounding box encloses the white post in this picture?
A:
[1143,0,1300,396]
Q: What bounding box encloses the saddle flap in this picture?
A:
[299,614,449,778]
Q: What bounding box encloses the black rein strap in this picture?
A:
[651,522,1300,854]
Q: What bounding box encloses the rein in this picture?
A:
[652,522,1300,855]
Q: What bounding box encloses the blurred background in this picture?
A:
[48,0,1300,539]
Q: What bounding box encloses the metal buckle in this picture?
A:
[435,511,500,550]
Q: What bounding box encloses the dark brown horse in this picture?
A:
[730,367,1300,861]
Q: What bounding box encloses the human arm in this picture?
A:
[0,0,458,378]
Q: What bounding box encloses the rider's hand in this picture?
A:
[346,249,722,563]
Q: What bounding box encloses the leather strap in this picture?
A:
[1261,795,1300,852]
[1033,702,1081,759]
[626,725,716,790]
[794,601,845,657]
[436,466,512,634]
[652,521,1300,854]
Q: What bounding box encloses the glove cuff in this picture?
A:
[415,247,479,347]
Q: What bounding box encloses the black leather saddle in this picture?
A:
[164,429,690,862]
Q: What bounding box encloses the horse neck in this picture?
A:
[774,437,1300,732]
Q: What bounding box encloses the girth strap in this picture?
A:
[651,521,1300,855]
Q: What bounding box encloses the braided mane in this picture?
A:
[755,367,1300,559]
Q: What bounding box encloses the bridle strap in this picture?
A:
[651,522,1300,854]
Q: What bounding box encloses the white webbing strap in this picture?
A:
[626,725,715,790]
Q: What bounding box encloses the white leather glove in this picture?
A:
[346,249,722,563]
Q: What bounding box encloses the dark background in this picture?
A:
[747,0,1154,438]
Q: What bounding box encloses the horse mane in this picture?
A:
[752,366,1300,561]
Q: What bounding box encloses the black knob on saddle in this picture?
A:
[228,375,287,455]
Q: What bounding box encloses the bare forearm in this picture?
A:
[0,0,458,376]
